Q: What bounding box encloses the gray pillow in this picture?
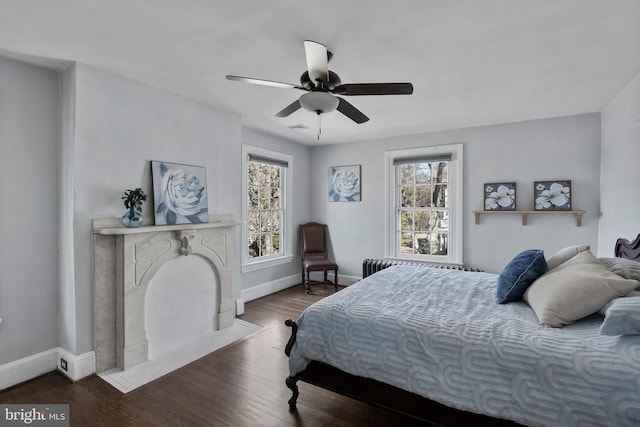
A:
[598,257,640,282]
[524,250,639,327]
[600,296,640,336]
[546,244,590,270]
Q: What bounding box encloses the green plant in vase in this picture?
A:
[121,188,147,228]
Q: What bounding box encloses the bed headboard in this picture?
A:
[615,234,640,261]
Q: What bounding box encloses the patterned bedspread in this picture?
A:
[288,266,640,427]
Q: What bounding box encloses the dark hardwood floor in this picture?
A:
[0,285,430,426]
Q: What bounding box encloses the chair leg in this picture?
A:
[304,270,310,294]
[334,269,338,292]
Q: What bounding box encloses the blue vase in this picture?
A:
[122,207,143,228]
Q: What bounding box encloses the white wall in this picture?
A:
[71,64,242,354]
[70,65,309,354]
[0,57,314,380]
[599,70,640,254]
[58,64,77,354]
[0,57,60,364]
[311,113,602,274]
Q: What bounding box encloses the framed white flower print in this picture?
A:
[329,165,361,202]
[484,182,516,211]
[152,161,208,224]
[534,180,571,211]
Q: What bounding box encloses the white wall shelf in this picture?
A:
[472,210,585,227]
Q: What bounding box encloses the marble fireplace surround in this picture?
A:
[92,214,240,373]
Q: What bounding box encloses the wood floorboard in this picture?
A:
[0,284,432,426]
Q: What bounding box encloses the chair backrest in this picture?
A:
[300,222,328,258]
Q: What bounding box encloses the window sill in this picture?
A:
[242,254,294,273]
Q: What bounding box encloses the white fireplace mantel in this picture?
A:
[93,214,240,373]
[93,216,242,235]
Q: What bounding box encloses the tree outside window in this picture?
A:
[398,161,449,256]
[248,161,283,258]
[385,144,463,265]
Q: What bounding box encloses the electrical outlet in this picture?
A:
[60,358,68,371]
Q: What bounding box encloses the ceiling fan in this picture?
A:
[226,40,413,137]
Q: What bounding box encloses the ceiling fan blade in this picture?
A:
[337,97,369,124]
[226,75,306,90]
[304,40,329,85]
[275,99,301,117]
[332,83,414,96]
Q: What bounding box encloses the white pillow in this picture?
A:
[600,296,640,336]
[545,244,590,271]
[523,250,639,327]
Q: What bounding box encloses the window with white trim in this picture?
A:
[241,145,293,272]
[385,144,463,265]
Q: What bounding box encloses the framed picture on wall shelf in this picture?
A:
[151,160,209,224]
[534,180,571,211]
[484,182,516,211]
[328,165,361,202]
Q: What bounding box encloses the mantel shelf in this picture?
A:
[472,210,585,227]
[92,214,242,235]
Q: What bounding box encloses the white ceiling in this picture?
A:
[1,0,639,145]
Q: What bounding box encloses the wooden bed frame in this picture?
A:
[284,234,640,426]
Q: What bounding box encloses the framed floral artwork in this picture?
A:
[484,182,516,211]
[329,165,361,202]
[151,161,208,224]
[534,180,571,210]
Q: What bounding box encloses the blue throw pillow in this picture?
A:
[496,249,547,304]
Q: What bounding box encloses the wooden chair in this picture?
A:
[299,222,339,294]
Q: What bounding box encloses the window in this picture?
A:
[384,144,463,265]
[242,145,293,272]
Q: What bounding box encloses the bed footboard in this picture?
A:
[284,319,300,409]
[284,319,297,357]
[283,318,517,425]
[285,376,299,409]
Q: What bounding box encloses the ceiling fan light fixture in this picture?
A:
[299,91,339,114]
[228,40,412,129]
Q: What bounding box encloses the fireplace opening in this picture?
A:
[144,255,220,359]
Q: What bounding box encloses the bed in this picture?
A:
[284,235,640,426]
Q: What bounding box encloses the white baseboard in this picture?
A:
[0,348,96,390]
[240,273,300,303]
[239,272,361,309]
[57,348,95,382]
[340,274,360,285]
[235,298,245,316]
[0,348,58,390]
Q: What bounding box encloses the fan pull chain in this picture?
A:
[317,112,321,140]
